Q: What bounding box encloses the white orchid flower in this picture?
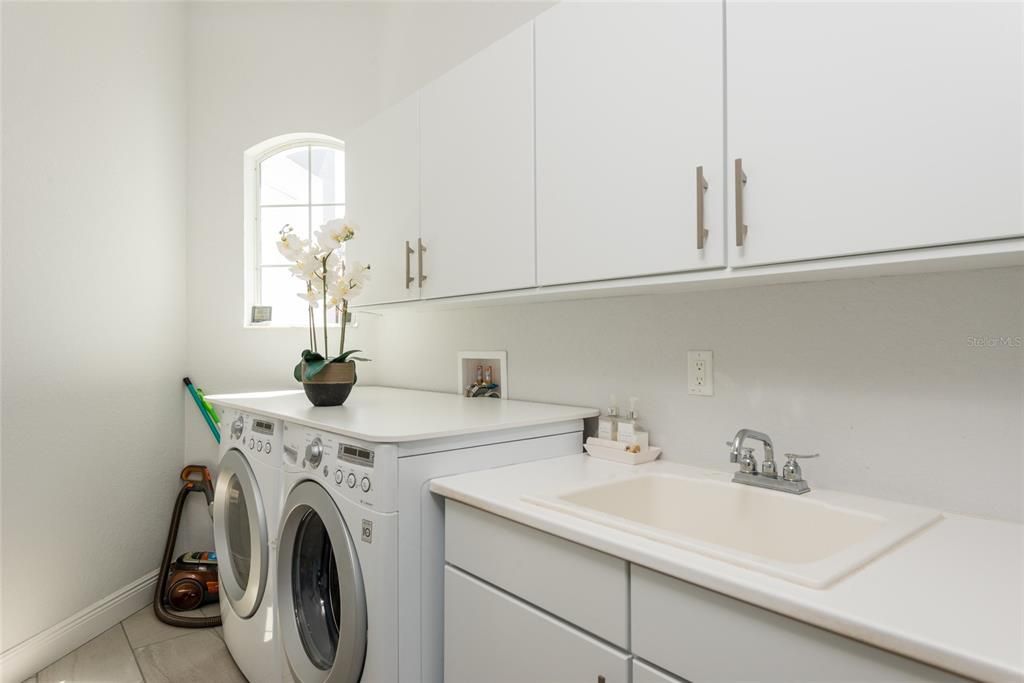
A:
[344,280,364,300]
[345,259,372,282]
[289,250,321,281]
[327,279,351,308]
[315,219,356,253]
[325,249,344,274]
[297,288,320,309]
[276,225,307,260]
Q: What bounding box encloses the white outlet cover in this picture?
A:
[688,350,714,396]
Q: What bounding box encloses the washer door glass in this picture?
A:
[226,474,252,589]
[278,480,367,683]
[213,448,268,619]
[293,510,341,670]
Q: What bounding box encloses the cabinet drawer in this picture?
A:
[631,566,968,683]
[444,501,629,648]
[444,565,630,683]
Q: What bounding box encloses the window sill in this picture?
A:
[244,322,349,330]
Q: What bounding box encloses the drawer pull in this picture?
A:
[734,158,748,247]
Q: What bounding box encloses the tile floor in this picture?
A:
[23,603,245,683]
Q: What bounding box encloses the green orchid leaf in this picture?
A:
[349,357,371,362]
[296,350,329,381]
[303,358,330,380]
[336,349,362,362]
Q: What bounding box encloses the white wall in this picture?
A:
[182,2,552,536]
[1,1,186,652]
[363,267,1024,522]
[181,2,1023,528]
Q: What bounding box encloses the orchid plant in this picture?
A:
[276,219,372,381]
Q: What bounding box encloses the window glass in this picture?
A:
[260,206,310,266]
[311,146,345,205]
[260,147,310,205]
[252,140,344,325]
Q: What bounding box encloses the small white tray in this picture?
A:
[584,438,661,465]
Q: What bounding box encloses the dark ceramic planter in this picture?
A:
[301,360,356,407]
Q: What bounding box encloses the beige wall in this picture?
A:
[1,2,187,649]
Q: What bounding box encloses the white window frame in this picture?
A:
[243,133,345,328]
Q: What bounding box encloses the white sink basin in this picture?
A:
[525,473,941,588]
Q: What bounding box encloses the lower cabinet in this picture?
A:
[442,502,971,683]
[444,565,630,683]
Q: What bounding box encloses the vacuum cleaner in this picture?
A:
[153,465,221,628]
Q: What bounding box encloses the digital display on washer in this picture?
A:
[339,444,374,467]
[252,419,275,435]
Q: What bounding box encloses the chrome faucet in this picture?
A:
[727,428,818,495]
[726,429,776,476]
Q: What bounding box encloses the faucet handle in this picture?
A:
[738,447,758,474]
[782,453,819,482]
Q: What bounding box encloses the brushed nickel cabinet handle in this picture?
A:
[405,240,414,289]
[734,158,748,247]
[696,165,709,249]
[417,238,427,287]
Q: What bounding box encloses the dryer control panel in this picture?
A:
[283,424,398,512]
[222,410,284,468]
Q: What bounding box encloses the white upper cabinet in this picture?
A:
[419,23,536,299]
[535,1,725,286]
[727,1,1024,267]
[345,94,421,305]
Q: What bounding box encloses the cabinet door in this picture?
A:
[727,2,1023,267]
[345,94,420,306]
[536,2,725,286]
[631,566,968,683]
[419,24,535,299]
[444,566,630,683]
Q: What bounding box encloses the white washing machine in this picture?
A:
[276,426,397,683]
[276,420,583,683]
[213,410,285,683]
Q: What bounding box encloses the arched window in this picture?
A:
[245,134,344,326]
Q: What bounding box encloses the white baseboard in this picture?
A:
[0,569,159,683]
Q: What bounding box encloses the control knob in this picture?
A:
[346,472,357,488]
[360,476,371,493]
[305,437,324,468]
[230,417,244,440]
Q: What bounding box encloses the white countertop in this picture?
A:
[430,454,1024,683]
[206,387,597,443]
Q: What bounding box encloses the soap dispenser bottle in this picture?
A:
[616,397,649,448]
[597,395,620,441]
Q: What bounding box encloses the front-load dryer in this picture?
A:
[214,410,285,683]
[277,425,398,683]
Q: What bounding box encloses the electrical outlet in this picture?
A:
[688,350,714,396]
